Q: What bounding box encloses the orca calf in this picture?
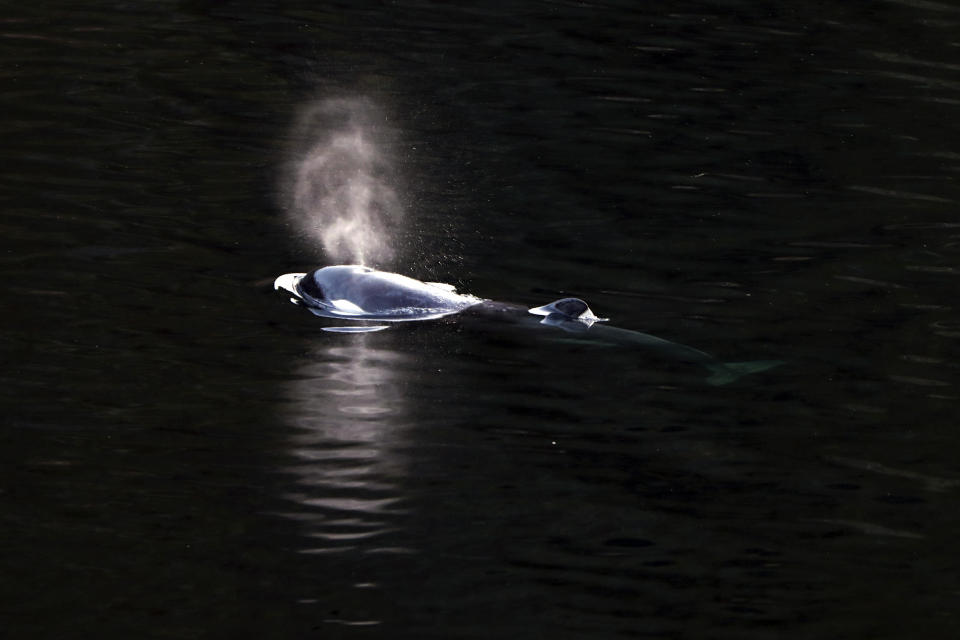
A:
[274,265,781,385]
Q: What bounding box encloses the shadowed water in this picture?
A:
[2,1,960,638]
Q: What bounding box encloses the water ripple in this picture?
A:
[279,339,413,554]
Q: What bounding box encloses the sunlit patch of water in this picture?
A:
[278,338,415,555]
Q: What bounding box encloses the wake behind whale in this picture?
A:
[274,265,782,385]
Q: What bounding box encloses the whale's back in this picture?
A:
[295,265,482,320]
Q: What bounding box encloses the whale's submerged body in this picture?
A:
[274,265,781,384]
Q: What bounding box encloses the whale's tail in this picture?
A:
[705,360,784,386]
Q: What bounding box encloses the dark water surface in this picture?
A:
[4,1,960,638]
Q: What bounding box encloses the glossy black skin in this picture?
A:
[296,269,716,365]
[295,266,475,319]
[458,300,715,365]
[283,268,779,383]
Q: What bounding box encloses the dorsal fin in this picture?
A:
[528,298,607,326]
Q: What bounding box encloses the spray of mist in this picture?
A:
[284,97,403,267]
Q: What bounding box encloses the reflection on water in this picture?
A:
[279,337,414,555]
